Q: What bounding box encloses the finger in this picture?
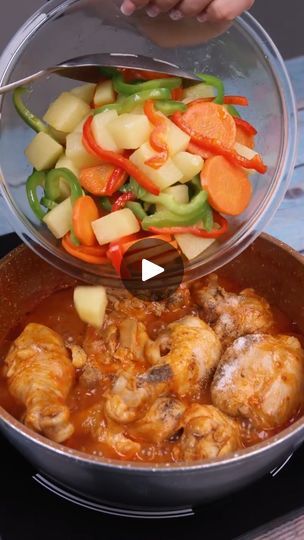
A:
[121,0,150,15]
[204,0,255,22]
[170,0,211,19]
[152,0,179,12]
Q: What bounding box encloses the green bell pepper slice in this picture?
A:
[196,73,224,105]
[40,197,58,210]
[142,206,207,229]
[13,87,48,133]
[127,178,208,217]
[26,171,47,220]
[94,88,172,116]
[99,196,112,212]
[155,101,187,115]
[112,73,182,96]
[45,168,83,204]
[226,104,241,118]
[126,201,147,221]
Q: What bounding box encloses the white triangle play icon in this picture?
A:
[142,259,165,282]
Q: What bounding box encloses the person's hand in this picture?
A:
[120,0,254,22]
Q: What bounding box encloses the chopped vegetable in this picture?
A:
[71,83,97,104]
[112,73,182,96]
[175,233,216,260]
[16,67,267,272]
[74,286,108,327]
[92,207,141,246]
[66,132,102,169]
[126,201,147,220]
[26,171,47,220]
[94,88,171,116]
[56,155,79,179]
[172,152,204,183]
[94,80,116,108]
[112,192,136,212]
[45,168,83,204]
[201,156,253,216]
[141,191,208,229]
[62,233,108,264]
[43,92,90,134]
[108,113,151,150]
[80,164,127,196]
[148,212,228,238]
[128,181,208,217]
[172,111,267,174]
[13,87,47,133]
[155,101,186,115]
[197,74,224,104]
[224,96,249,106]
[72,196,99,246]
[43,197,73,239]
[25,132,63,171]
[183,82,215,102]
[179,100,236,148]
[234,117,257,136]
[83,116,160,195]
[236,126,255,149]
[144,100,169,168]
[91,110,121,152]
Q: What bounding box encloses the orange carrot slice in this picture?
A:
[80,164,118,196]
[200,156,252,216]
[72,196,99,247]
[181,101,236,148]
[62,233,108,265]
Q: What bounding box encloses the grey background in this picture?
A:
[0,0,303,59]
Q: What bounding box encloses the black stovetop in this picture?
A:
[1,235,304,540]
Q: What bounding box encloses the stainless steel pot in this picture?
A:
[1,234,304,510]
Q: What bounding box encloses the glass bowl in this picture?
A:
[0,0,297,287]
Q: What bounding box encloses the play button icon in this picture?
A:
[142,259,165,282]
[120,238,184,301]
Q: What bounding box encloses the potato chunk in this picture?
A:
[55,155,79,178]
[165,117,190,155]
[71,83,96,104]
[173,152,204,183]
[43,92,90,133]
[74,286,108,328]
[94,80,115,108]
[156,184,189,212]
[91,110,121,152]
[130,142,183,190]
[183,83,215,102]
[175,234,215,260]
[25,132,63,171]
[66,132,102,169]
[108,114,151,149]
[92,208,140,245]
[43,198,72,239]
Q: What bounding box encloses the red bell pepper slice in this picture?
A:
[234,117,258,136]
[111,192,137,212]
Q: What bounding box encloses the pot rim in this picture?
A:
[1,233,304,473]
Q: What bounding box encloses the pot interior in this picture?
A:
[1,234,304,341]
